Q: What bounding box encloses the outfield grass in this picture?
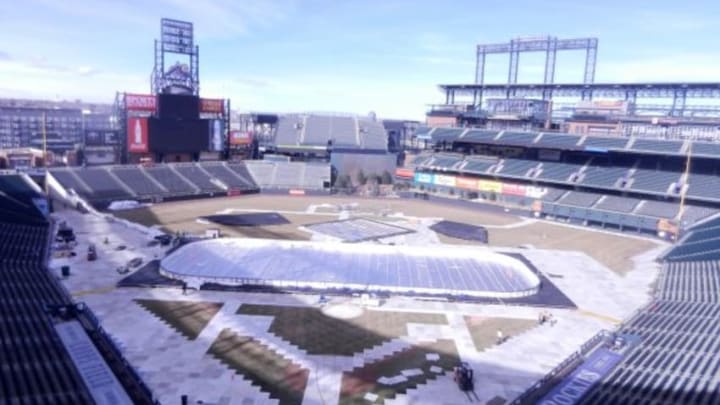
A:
[134,299,223,340]
[237,304,447,356]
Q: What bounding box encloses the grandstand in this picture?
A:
[0,173,155,404]
[273,114,388,152]
[48,161,260,205]
[570,214,720,404]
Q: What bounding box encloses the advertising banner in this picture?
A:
[127,117,149,153]
[84,130,103,146]
[414,172,434,184]
[125,93,157,111]
[455,177,478,190]
[103,130,120,145]
[200,98,224,114]
[502,183,526,196]
[538,348,622,405]
[230,131,252,145]
[433,174,456,187]
[394,168,414,178]
[478,179,502,193]
[526,186,546,199]
[208,120,225,152]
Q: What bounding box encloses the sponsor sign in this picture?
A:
[525,186,546,199]
[103,131,119,145]
[289,189,306,196]
[414,172,434,184]
[539,348,622,405]
[230,131,252,145]
[502,183,526,196]
[208,120,225,152]
[433,174,456,187]
[395,168,414,178]
[455,177,478,190]
[127,117,149,153]
[478,179,502,193]
[125,93,156,111]
[200,98,224,114]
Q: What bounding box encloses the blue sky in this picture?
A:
[0,0,718,119]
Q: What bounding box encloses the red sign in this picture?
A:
[394,168,414,178]
[230,131,252,145]
[456,177,478,190]
[200,98,224,114]
[502,183,526,196]
[127,117,149,153]
[289,189,306,196]
[125,93,156,111]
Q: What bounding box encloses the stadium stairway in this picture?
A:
[66,169,93,194]
[106,167,137,198]
[167,165,201,193]
[137,166,169,194]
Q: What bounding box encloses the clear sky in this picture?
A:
[0,0,717,119]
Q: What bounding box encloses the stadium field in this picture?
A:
[112,194,660,275]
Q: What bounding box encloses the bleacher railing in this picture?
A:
[45,220,160,404]
[510,329,611,405]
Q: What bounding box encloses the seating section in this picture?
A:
[201,163,256,190]
[635,200,680,219]
[0,222,97,405]
[582,136,629,149]
[594,196,641,213]
[49,170,91,195]
[629,168,679,193]
[245,161,330,190]
[0,174,47,224]
[541,188,567,202]
[536,133,581,149]
[275,115,302,146]
[498,159,539,177]
[536,161,582,181]
[692,142,720,157]
[557,191,601,207]
[111,167,165,196]
[659,261,720,302]
[582,300,720,404]
[631,139,683,153]
[173,165,225,192]
[73,168,133,200]
[431,127,464,142]
[461,129,499,142]
[276,114,388,150]
[302,163,331,189]
[460,157,496,174]
[244,161,276,188]
[687,173,720,200]
[226,163,256,186]
[496,131,538,145]
[425,154,464,170]
[358,119,388,150]
[580,166,628,188]
[144,166,196,195]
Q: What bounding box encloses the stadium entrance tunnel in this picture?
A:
[160,238,540,298]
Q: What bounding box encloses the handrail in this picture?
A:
[510,329,611,405]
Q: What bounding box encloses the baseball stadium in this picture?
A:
[2,13,720,405]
